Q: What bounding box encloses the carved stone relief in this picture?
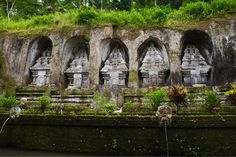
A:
[139,43,168,86]
[181,45,211,85]
[64,47,89,88]
[30,47,52,86]
[101,46,128,86]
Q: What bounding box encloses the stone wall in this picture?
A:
[0,115,236,156]
[0,19,235,88]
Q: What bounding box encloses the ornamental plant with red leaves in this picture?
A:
[168,85,187,110]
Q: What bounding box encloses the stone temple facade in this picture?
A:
[1,20,235,88]
[181,45,211,85]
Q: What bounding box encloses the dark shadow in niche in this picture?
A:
[137,37,169,87]
[62,36,89,88]
[180,30,213,85]
[180,30,213,65]
[26,36,53,85]
[99,38,129,86]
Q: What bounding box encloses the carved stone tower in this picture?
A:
[181,45,211,85]
[139,42,168,86]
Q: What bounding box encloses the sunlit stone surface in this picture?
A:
[181,45,211,85]
[139,43,168,86]
[101,46,128,86]
[64,47,89,88]
[30,48,51,86]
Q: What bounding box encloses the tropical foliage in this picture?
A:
[0,0,235,33]
[39,95,51,112]
[0,96,19,108]
[203,90,221,111]
[144,88,169,110]
[168,85,187,105]
[225,83,236,105]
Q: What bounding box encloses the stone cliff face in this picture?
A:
[0,19,235,88]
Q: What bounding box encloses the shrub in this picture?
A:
[141,7,171,25]
[102,103,117,113]
[0,96,19,108]
[179,1,211,20]
[210,0,236,15]
[39,96,51,112]
[77,8,98,25]
[187,92,197,102]
[225,83,236,105]
[204,90,221,111]
[32,15,54,25]
[123,100,133,111]
[93,92,108,108]
[168,85,187,111]
[145,88,168,110]
[128,9,146,27]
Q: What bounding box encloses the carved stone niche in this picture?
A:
[30,47,52,86]
[64,47,89,88]
[181,45,211,85]
[101,46,128,86]
[139,42,168,87]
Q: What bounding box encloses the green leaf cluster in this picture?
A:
[203,90,221,110]
[0,0,235,33]
[0,96,19,108]
[144,88,168,110]
[39,96,51,112]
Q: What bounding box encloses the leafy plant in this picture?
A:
[0,96,19,108]
[123,100,133,111]
[204,90,221,111]
[77,9,98,25]
[211,0,236,15]
[102,103,117,113]
[145,88,168,110]
[187,92,197,102]
[225,83,236,105]
[92,92,117,113]
[93,92,108,108]
[32,14,54,26]
[39,96,51,112]
[179,1,211,20]
[168,85,187,111]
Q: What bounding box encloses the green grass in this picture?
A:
[0,0,235,34]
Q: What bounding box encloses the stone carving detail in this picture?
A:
[30,47,51,86]
[64,48,89,88]
[139,43,168,86]
[101,46,128,86]
[181,45,211,85]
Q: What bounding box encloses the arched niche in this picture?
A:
[137,37,169,87]
[27,36,53,86]
[100,38,129,86]
[181,30,213,85]
[62,36,89,88]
